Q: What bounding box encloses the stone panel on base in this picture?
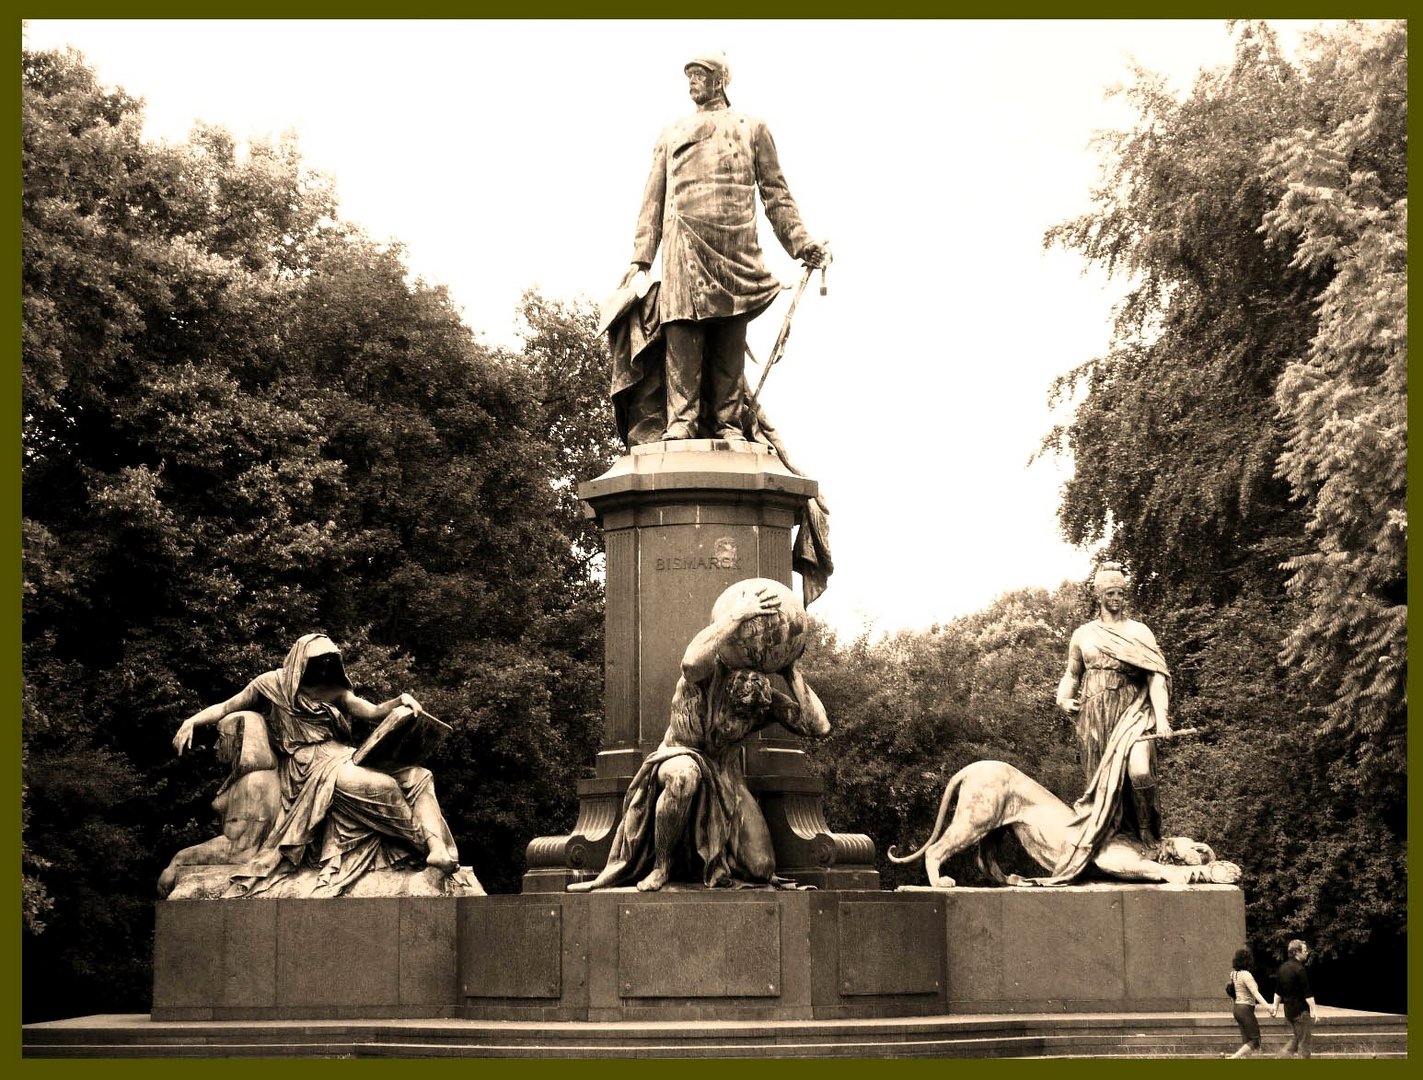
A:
[618,898,781,998]
[153,897,459,1021]
[837,899,943,996]
[278,899,401,1008]
[1121,884,1247,1007]
[932,882,1244,1013]
[460,897,563,999]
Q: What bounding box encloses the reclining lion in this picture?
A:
[887,759,1241,888]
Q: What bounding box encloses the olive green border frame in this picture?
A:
[10,5,1413,1078]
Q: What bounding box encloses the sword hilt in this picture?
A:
[811,238,831,295]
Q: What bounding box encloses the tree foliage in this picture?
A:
[510,289,626,575]
[1260,23,1407,798]
[22,46,612,1020]
[1042,23,1319,611]
[1041,20,1406,1001]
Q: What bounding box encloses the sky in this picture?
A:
[24,18,1338,636]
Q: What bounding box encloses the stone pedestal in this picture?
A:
[524,440,877,891]
[150,884,1246,1022]
[460,889,946,1022]
[152,897,462,1020]
[925,883,1246,1012]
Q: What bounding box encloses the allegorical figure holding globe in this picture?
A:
[569,578,829,892]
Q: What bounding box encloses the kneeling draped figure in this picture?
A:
[570,579,830,892]
[167,633,473,898]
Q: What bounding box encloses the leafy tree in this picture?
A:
[510,289,625,573]
[1155,591,1406,1012]
[22,46,609,1020]
[1042,21,1406,1006]
[1261,21,1407,801]
[1042,22,1319,611]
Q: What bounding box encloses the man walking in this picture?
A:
[623,52,828,441]
[1270,939,1319,1057]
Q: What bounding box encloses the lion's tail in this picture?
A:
[886,765,969,864]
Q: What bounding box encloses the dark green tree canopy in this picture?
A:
[1036,19,1405,998]
[22,45,613,1021]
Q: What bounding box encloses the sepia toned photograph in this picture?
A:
[20,17,1405,1059]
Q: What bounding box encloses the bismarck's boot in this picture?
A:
[1132,781,1160,846]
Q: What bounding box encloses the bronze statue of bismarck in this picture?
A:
[619,51,828,441]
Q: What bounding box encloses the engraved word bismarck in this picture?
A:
[655,536,741,572]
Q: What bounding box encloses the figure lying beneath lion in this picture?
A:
[889,713,1240,888]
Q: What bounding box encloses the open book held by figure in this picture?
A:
[352,706,452,769]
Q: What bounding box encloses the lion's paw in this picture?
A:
[1208,860,1241,884]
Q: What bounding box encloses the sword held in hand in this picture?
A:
[1136,726,1204,743]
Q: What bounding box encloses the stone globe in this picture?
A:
[709,577,808,673]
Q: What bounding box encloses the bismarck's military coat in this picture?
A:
[633,101,812,324]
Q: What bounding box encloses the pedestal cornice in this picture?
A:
[579,440,817,514]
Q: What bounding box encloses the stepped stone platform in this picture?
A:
[23,1007,1407,1058]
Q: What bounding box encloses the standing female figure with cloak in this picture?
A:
[1056,563,1172,848]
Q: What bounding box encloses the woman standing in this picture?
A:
[1227,948,1271,1057]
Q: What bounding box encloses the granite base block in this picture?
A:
[458,889,946,1022]
[931,882,1244,1013]
[152,883,1244,1022]
[151,897,459,1020]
